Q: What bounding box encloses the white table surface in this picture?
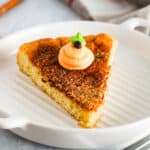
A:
[0,0,82,150]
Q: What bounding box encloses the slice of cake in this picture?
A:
[17,32,117,128]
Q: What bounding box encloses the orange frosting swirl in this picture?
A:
[58,43,94,70]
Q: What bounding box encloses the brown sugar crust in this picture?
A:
[27,34,113,111]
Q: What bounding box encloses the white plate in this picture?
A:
[0,19,150,149]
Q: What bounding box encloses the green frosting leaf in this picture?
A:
[71,32,86,46]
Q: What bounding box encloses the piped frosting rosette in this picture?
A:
[58,32,94,70]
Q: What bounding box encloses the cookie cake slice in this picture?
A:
[17,32,117,128]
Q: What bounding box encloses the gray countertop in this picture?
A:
[0,0,82,37]
[0,0,81,150]
[0,1,149,150]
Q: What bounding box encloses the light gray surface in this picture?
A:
[0,0,81,150]
[0,1,149,150]
[0,0,82,37]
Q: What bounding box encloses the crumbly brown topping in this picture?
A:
[29,34,113,111]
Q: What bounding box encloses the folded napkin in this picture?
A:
[65,0,150,34]
[65,0,150,22]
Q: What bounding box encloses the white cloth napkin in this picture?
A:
[65,0,150,22]
[65,0,150,34]
[65,0,137,21]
